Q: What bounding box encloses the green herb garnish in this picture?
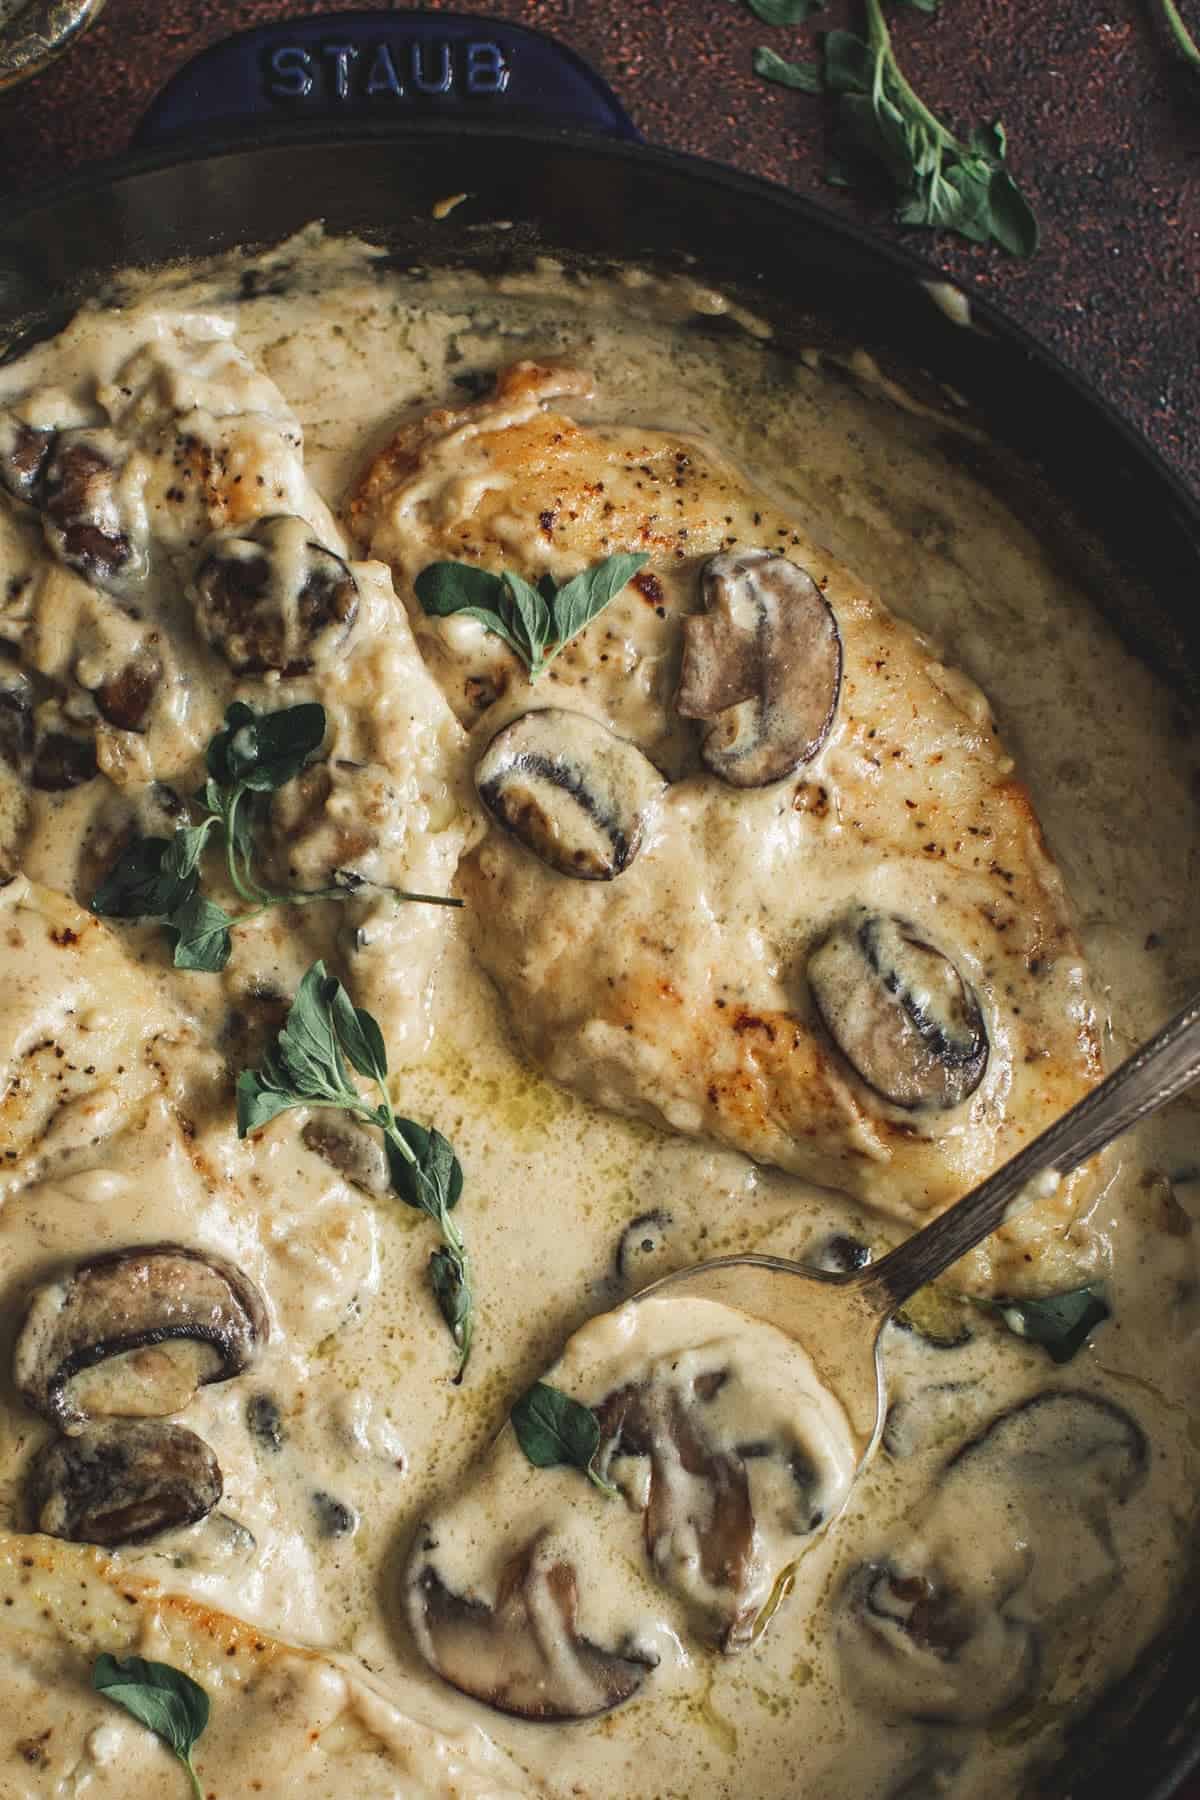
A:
[981,1285,1111,1364]
[746,0,826,27]
[237,961,473,1374]
[92,1655,209,1800]
[824,2,1038,255]
[414,552,649,681]
[511,1380,619,1497]
[1160,0,1200,71]
[743,0,1037,256]
[754,45,823,90]
[91,701,460,972]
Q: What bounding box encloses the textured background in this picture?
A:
[0,0,1198,496]
[0,5,1199,1796]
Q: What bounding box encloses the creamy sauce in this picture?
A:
[0,232,1195,1799]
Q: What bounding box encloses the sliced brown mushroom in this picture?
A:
[947,1390,1147,1500]
[476,709,666,880]
[0,408,54,506]
[302,1116,391,1197]
[40,428,148,591]
[407,1531,655,1721]
[597,1359,837,1650]
[677,550,842,787]
[246,1391,286,1453]
[839,1557,1038,1724]
[28,1420,222,1547]
[14,1244,269,1433]
[191,514,359,675]
[808,908,988,1110]
[31,719,98,792]
[837,1391,1148,1724]
[93,649,163,733]
[882,1382,976,1459]
[598,1377,755,1647]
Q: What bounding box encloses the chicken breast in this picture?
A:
[347,365,1104,1296]
[0,1530,526,1799]
[0,877,186,1183]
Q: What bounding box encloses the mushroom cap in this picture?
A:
[191,514,359,675]
[837,1390,1148,1724]
[92,649,163,734]
[14,1243,269,1433]
[475,708,666,881]
[28,1420,222,1547]
[39,428,148,591]
[0,408,54,507]
[838,1556,1039,1725]
[407,1531,654,1721]
[678,550,842,788]
[947,1389,1147,1500]
[808,909,988,1111]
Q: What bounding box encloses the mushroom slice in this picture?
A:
[14,1244,269,1433]
[93,649,163,733]
[30,713,98,792]
[677,550,841,787]
[40,428,148,590]
[302,1116,391,1197]
[947,1390,1147,1502]
[191,514,359,675]
[808,908,988,1110]
[838,1557,1038,1725]
[475,709,665,880]
[837,1392,1148,1725]
[28,1420,222,1547]
[598,1376,755,1646]
[882,1382,976,1460]
[596,1351,842,1649]
[0,408,54,506]
[408,1532,654,1721]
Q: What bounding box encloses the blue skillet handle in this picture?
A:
[133,11,639,150]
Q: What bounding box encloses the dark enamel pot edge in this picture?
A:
[0,115,1197,1800]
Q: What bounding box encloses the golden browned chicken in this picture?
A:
[0,1530,524,1797]
[347,364,1105,1296]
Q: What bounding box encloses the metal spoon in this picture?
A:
[636,992,1200,1465]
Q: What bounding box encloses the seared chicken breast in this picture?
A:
[348,364,1104,1295]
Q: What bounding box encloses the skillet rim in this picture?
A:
[0,116,1197,1799]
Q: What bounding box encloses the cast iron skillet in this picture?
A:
[0,13,1197,1797]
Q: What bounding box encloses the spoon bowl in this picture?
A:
[636,992,1200,1488]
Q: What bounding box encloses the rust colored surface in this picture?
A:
[0,1,1199,496]
[0,0,1198,497]
[0,3,1198,1795]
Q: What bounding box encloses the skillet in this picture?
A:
[0,12,1197,1794]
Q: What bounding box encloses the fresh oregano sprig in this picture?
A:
[92,1654,209,1800]
[745,0,1037,256]
[414,552,649,681]
[511,1380,618,1497]
[237,961,474,1375]
[1160,0,1200,72]
[91,700,461,972]
[824,2,1038,255]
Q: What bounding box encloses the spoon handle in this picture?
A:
[866,991,1200,1312]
